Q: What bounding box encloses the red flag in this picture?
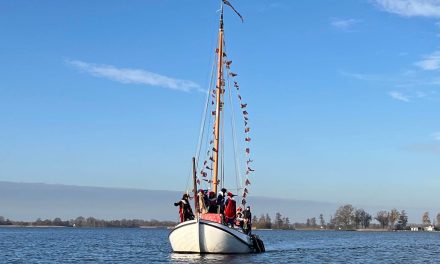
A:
[202,172,208,177]
[241,103,247,109]
[212,111,216,116]
[245,137,251,142]
[245,148,250,154]
[245,179,251,185]
[243,192,247,198]
[226,60,232,68]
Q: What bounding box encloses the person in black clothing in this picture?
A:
[207,191,218,213]
[174,194,194,222]
[217,188,227,214]
[243,205,252,234]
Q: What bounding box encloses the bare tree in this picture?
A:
[389,209,400,229]
[422,212,431,227]
[436,213,440,228]
[334,204,355,230]
[375,211,390,229]
[319,214,325,228]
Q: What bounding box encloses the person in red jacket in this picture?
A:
[224,192,236,227]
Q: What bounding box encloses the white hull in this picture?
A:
[169,219,254,253]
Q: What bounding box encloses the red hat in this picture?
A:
[227,192,234,197]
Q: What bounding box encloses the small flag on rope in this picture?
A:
[241,103,247,109]
[245,127,250,133]
[206,166,213,170]
[209,156,215,162]
[244,116,249,121]
[223,52,227,57]
[245,148,250,154]
[203,160,207,165]
[202,172,208,177]
[246,159,253,164]
[245,137,251,142]
[230,72,238,77]
[212,111,216,116]
[209,140,214,145]
[197,179,200,185]
[245,179,251,185]
[244,188,249,193]
[238,94,242,100]
[248,167,255,172]
[212,147,217,152]
[243,192,247,198]
[226,61,232,68]
[244,121,248,126]
[242,199,247,205]
[243,110,248,115]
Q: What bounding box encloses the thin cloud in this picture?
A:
[431,132,440,140]
[338,70,382,81]
[404,143,440,154]
[66,59,200,92]
[330,18,360,31]
[373,0,440,17]
[389,91,410,102]
[415,51,440,70]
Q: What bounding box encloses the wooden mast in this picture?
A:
[212,5,224,194]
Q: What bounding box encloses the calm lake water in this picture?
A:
[1,227,440,263]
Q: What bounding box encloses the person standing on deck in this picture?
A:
[174,194,194,222]
[217,188,227,214]
[243,205,252,234]
[198,189,207,214]
[224,192,236,227]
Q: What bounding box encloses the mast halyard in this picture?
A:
[212,4,224,194]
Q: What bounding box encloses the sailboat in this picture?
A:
[169,1,265,254]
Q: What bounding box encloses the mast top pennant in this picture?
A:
[222,0,244,22]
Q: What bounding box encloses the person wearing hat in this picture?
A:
[216,188,227,215]
[243,205,252,234]
[224,192,237,227]
[174,193,194,222]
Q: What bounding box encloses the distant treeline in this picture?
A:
[249,205,440,231]
[277,204,440,231]
[0,216,176,228]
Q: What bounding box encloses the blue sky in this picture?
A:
[1,0,440,208]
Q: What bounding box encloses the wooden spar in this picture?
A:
[192,157,198,219]
[212,6,224,194]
